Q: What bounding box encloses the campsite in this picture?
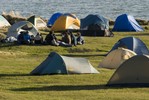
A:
[1,15,149,99]
[0,8,149,99]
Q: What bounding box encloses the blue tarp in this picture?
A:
[109,37,149,55]
[47,12,63,27]
[112,14,143,32]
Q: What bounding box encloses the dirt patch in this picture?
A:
[0,51,27,56]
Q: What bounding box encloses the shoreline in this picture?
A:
[2,14,149,26]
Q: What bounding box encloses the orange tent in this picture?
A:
[51,15,80,31]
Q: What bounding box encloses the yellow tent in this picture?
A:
[51,15,80,31]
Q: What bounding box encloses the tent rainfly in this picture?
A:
[30,52,99,75]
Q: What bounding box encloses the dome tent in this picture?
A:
[107,55,149,86]
[80,14,113,36]
[30,52,99,75]
[99,48,136,69]
[51,14,80,31]
[109,37,149,55]
[27,15,47,29]
[47,12,63,27]
[112,14,143,32]
[7,21,38,38]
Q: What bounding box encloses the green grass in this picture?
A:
[1,28,149,100]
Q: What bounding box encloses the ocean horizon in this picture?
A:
[0,0,148,20]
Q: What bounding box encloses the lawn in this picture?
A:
[0,26,149,100]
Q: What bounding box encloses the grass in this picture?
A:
[1,27,149,100]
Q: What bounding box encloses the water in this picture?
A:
[0,0,148,20]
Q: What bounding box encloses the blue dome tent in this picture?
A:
[112,14,143,32]
[109,37,149,55]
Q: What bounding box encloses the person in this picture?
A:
[61,31,71,45]
[34,33,43,44]
[30,35,35,44]
[17,32,24,44]
[76,32,84,45]
[69,31,77,46]
[104,29,114,37]
[23,31,31,44]
[17,31,30,44]
[45,31,59,46]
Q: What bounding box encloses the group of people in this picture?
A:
[45,30,84,47]
[17,31,43,45]
[17,30,84,47]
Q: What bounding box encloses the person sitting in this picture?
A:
[45,31,59,46]
[34,33,43,44]
[23,31,31,44]
[61,31,71,45]
[76,32,84,45]
[104,29,114,37]
[58,31,73,47]
[17,32,24,44]
[68,31,77,46]
[18,31,31,44]
[30,35,35,44]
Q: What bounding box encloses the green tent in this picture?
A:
[30,52,99,75]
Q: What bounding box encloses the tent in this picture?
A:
[109,37,149,55]
[7,21,38,38]
[112,14,143,32]
[51,14,80,31]
[107,55,149,86]
[0,15,10,27]
[99,48,136,69]
[27,15,47,29]
[80,14,112,36]
[63,13,77,19]
[30,52,99,75]
[47,12,63,27]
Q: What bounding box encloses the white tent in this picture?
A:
[107,55,149,86]
[7,21,38,38]
[0,15,10,27]
[99,48,136,69]
[31,52,99,75]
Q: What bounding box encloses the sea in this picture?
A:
[0,0,149,20]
